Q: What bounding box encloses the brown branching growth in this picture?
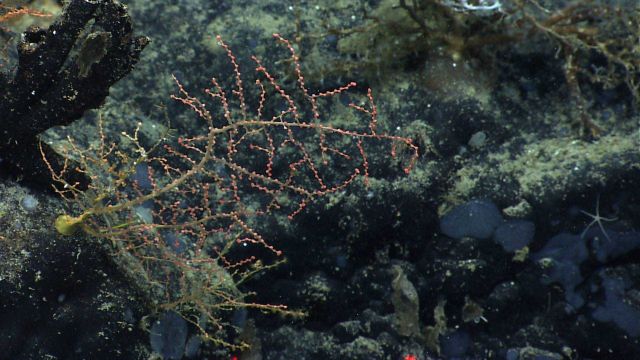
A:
[507,0,639,137]
[302,0,637,137]
[43,34,418,349]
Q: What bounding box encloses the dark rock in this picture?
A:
[0,0,148,186]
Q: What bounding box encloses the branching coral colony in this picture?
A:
[43,34,418,348]
[309,0,638,137]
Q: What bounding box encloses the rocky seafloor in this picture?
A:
[1,0,639,359]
